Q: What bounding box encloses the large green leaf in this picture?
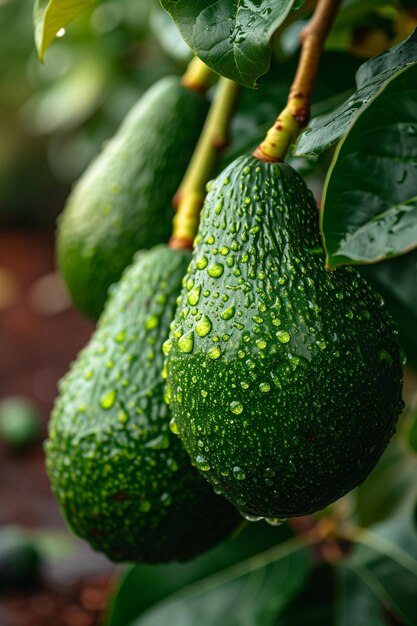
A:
[359,250,417,369]
[132,539,311,626]
[336,567,387,626]
[295,28,417,156]
[276,565,335,626]
[33,0,95,60]
[159,0,297,88]
[106,523,293,626]
[356,438,417,528]
[341,515,417,626]
[321,62,417,268]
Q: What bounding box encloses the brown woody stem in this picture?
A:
[254,0,341,162]
[170,78,239,250]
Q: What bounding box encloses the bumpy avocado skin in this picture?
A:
[166,156,404,519]
[57,77,208,320]
[46,246,239,563]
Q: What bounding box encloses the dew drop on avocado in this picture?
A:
[233,466,246,480]
[196,455,211,471]
[221,306,235,320]
[207,263,224,278]
[178,331,194,353]
[100,389,116,410]
[230,401,243,415]
[188,286,201,306]
[208,346,221,360]
[196,315,212,337]
[196,256,208,270]
[276,330,291,344]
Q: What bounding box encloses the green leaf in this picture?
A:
[342,515,417,626]
[359,250,417,369]
[295,28,417,156]
[132,538,311,626]
[106,523,293,626]
[160,0,296,88]
[33,0,95,61]
[356,438,417,528]
[276,565,335,626]
[321,62,417,268]
[336,567,387,626]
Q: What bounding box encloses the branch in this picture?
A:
[254,0,342,162]
[169,78,240,249]
[181,56,216,92]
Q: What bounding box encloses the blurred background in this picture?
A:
[1,0,417,624]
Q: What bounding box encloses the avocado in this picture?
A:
[46,245,239,563]
[165,156,404,520]
[57,77,209,320]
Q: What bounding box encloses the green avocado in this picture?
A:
[46,245,239,563]
[165,156,404,520]
[57,77,208,320]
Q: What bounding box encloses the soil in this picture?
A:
[0,231,117,626]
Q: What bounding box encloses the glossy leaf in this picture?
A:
[342,515,417,626]
[106,523,293,626]
[359,249,417,369]
[321,62,417,268]
[336,567,387,626]
[160,0,296,88]
[132,539,310,626]
[33,0,95,60]
[295,28,417,156]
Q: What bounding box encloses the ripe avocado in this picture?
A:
[46,245,239,563]
[57,77,209,320]
[165,156,404,520]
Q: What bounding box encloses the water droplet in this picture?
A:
[188,286,201,306]
[221,306,235,320]
[265,517,285,526]
[230,401,243,414]
[145,315,159,330]
[169,417,179,435]
[196,455,211,471]
[162,338,172,355]
[118,410,128,424]
[85,370,94,380]
[196,315,212,337]
[316,340,326,350]
[233,466,246,480]
[100,390,116,410]
[220,246,230,256]
[208,346,221,360]
[259,382,270,393]
[196,257,208,270]
[207,263,224,278]
[115,331,126,343]
[276,330,291,343]
[178,331,194,353]
[240,511,263,522]
[256,339,267,350]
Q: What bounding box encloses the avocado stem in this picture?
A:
[170,78,240,250]
[254,0,342,162]
[181,57,216,93]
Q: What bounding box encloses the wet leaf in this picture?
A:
[106,523,293,626]
[132,538,311,626]
[321,62,417,268]
[341,515,417,626]
[160,0,296,88]
[295,29,417,156]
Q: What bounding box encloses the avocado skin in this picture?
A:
[166,156,404,519]
[57,77,208,320]
[46,245,239,563]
